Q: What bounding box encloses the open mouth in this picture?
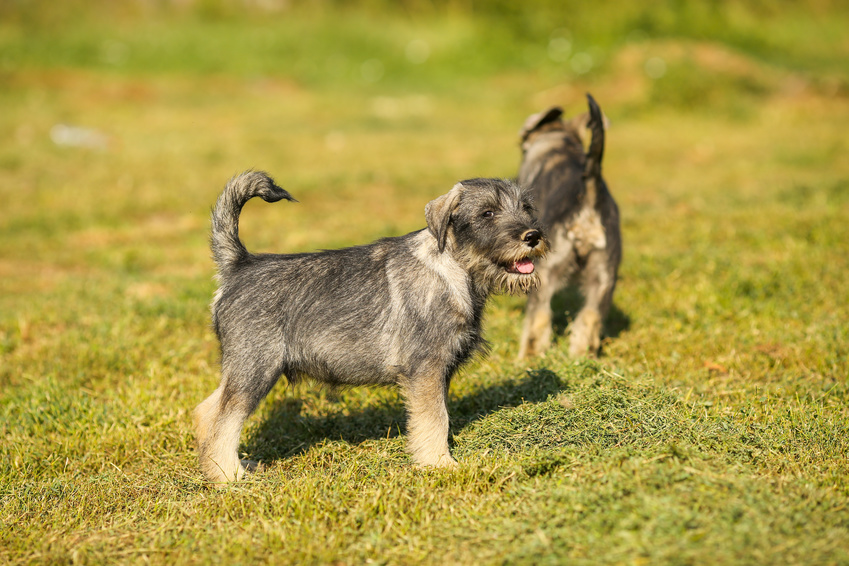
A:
[505,258,535,275]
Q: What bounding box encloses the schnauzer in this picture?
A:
[516,94,621,359]
[194,172,547,482]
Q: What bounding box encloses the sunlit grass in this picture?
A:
[1,1,848,564]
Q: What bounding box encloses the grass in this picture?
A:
[1,1,848,564]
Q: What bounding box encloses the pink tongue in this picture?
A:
[513,259,535,274]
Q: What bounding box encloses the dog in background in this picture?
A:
[516,94,621,359]
[194,172,547,483]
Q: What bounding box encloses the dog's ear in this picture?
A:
[425,183,463,253]
[519,106,563,142]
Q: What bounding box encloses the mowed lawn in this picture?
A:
[1,2,848,564]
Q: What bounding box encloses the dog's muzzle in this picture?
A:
[503,229,545,274]
[522,229,542,248]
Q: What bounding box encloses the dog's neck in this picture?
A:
[411,230,485,317]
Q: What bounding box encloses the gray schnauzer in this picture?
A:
[516,94,621,359]
[194,172,547,483]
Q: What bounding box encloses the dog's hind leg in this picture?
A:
[194,385,248,483]
[518,257,564,359]
[194,366,281,483]
[403,371,457,468]
[569,251,615,358]
[518,284,556,359]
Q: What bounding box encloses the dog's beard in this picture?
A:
[452,236,547,296]
[464,254,543,296]
[491,268,541,295]
[494,241,547,295]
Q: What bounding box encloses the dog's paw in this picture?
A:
[568,329,600,358]
[414,452,458,469]
[568,309,602,358]
[426,455,459,470]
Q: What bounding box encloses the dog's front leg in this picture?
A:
[403,371,457,468]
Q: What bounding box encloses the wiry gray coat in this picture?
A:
[194,173,546,482]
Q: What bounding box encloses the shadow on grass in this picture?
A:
[243,368,565,464]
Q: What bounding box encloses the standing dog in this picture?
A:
[517,94,621,359]
[194,172,547,483]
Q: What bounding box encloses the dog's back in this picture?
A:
[211,231,485,389]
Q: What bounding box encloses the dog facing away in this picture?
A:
[194,172,547,483]
[516,94,621,359]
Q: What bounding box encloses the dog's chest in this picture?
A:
[567,207,607,258]
[407,231,475,319]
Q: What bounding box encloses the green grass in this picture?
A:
[2,1,848,564]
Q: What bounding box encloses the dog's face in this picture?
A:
[425,178,548,295]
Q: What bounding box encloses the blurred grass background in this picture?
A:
[1,0,848,564]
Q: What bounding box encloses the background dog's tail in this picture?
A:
[583,93,605,208]
[211,171,295,273]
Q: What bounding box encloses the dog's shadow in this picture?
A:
[550,287,631,341]
[243,293,631,464]
[243,368,565,464]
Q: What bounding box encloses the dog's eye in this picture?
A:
[482,211,494,218]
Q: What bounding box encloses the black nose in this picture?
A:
[522,229,541,248]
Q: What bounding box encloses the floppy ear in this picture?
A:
[519,106,563,142]
[425,183,464,253]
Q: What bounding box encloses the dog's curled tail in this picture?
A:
[211,171,296,273]
[583,93,605,208]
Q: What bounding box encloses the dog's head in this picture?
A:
[425,178,548,295]
[519,99,609,156]
[519,106,565,150]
